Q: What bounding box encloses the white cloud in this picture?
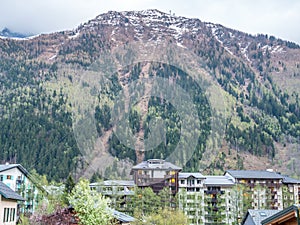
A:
[0,0,299,44]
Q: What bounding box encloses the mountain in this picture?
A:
[0,9,299,181]
[0,28,32,39]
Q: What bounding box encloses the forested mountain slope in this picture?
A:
[0,9,299,181]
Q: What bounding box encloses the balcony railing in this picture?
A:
[16,179,24,185]
[205,190,225,195]
[266,183,281,188]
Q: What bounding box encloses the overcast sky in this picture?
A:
[0,0,299,44]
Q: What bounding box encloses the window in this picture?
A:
[197,180,201,184]
[6,175,11,180]
[3,208,15,222]
[259,212,267,217]
[6,208,9,222]
[186,195,195,200]
[3,208,11,222]
[10,208,15,222]
[181,180,185,184]
[3,208,6,222]
[0,175,3,181]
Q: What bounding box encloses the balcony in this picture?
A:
[247,183,255,188]
[205,198,217,203]
[267,183,281,188]
[16,179,24,185]
[205,190,225,195]
[204,206,222,212]
[205,198,226,204]
[204,223,226,225]
[271,190,278,195]
[137,174,150,179]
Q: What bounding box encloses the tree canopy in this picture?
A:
[67,179,113,225]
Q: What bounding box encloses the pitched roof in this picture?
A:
[241,209,280,225]
[113,210,135,223]
[225,170,283,179]
[261,205,300,225]
[282,175,300,184]
[0,164,29,176]
[0,163,46,194]
[131,159,182,171]
[178,172,205,179]
[99,180,135,186]
[0,181,25,201]
[204,176,234,186]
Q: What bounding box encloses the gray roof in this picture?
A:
[0,164,46,194]
[282,176,300,184]
[242,209,280,225]
[0,182,25,201]
[204,176,234,186]
[179,172,205,179]
[113,210,135,222]
[90,180,135,187]
[225,170,283,180]
[0,164,29,176]
[261,205,300,225]
[131,159,182,171]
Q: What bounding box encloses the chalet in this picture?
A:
[0,163,45,214]
[131,159,181,194]
[0,181,25,225]
[261,205,300,225]
[241,209,279,225]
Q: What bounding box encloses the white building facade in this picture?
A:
[0,181,25,225]
[0,164,44,214]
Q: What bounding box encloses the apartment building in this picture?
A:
[176,169,300,225]
[281,176,300,208]
[177,173,206,225]
[225,170,284,210]
[90,180,135,214]
[107,160,300,225]
[178,173,235,225]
